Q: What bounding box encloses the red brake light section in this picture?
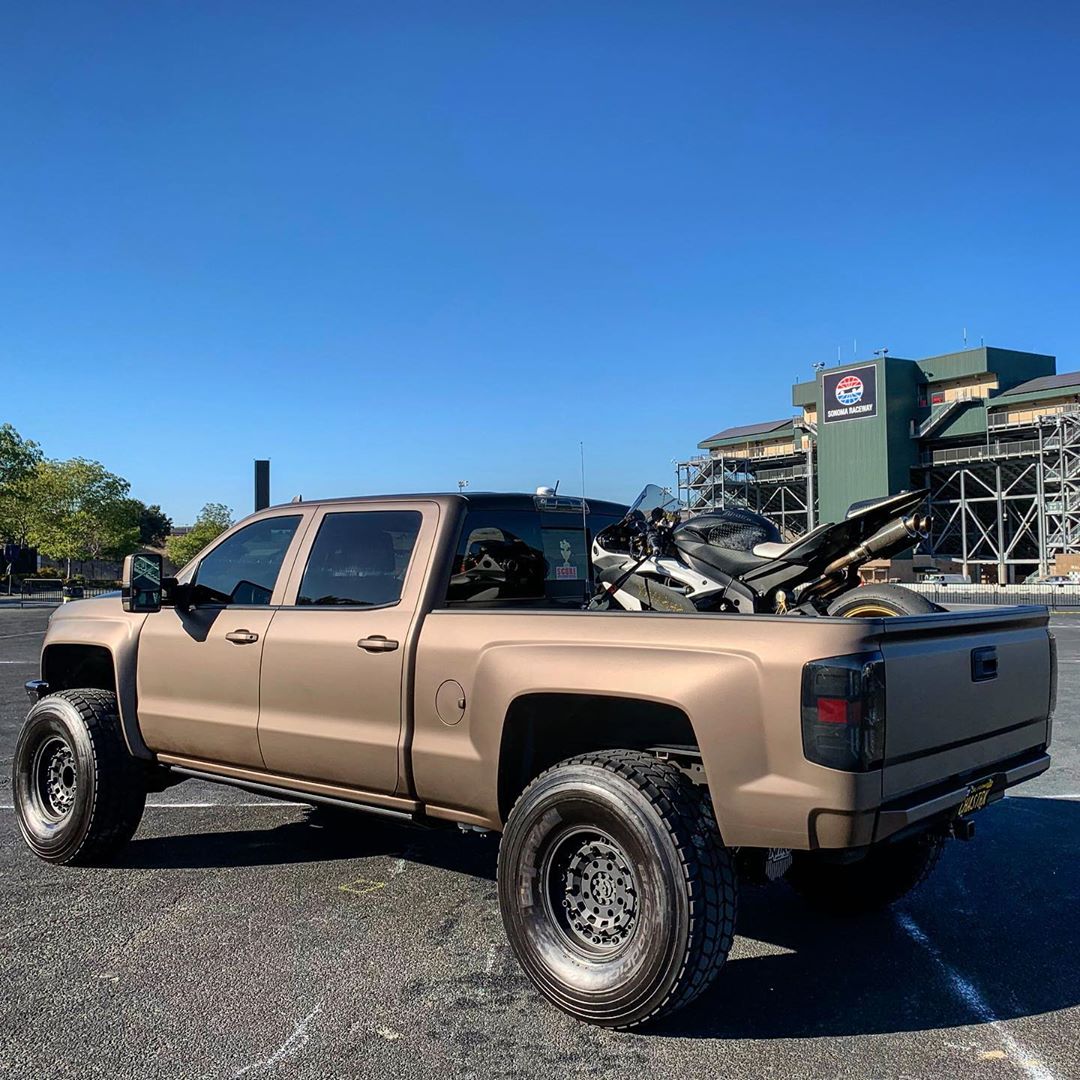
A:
[801,653,885,772]
[816,697,849,725]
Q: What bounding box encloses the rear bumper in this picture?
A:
[805,748,1050,849]
[873,749,1050,843]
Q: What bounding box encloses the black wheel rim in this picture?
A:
[540,826,639,958]
[31,736,77,820]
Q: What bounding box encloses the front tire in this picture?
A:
[828,583,942,617]
[13,690,147,865]
[786,832,946,914]
[497,750,736,1029]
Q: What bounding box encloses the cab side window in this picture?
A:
[297,510,422,607]
[445,509,621,607]
[446,511,546,605]
[194,515,301,605]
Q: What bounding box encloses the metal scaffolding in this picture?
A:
[677,410,1080,580]
[921,410,1080,581]
[676,446,816,541]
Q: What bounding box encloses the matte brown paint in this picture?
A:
[38,495,1053,850]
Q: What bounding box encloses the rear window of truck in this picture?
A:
[445,508,621,608]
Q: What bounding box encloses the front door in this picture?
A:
[257,503,437,794]
[137,512,307,767]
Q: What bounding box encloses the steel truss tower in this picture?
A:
[922,410,1080,581]
[676,450,816,542]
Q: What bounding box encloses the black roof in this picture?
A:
[270,492,627,515]
[463,492,628,515]
[699,417,792,447]
[995,371,1080,399]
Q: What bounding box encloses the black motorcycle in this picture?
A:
[590,485,938,617]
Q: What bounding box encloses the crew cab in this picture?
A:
[14,491,1055,1029]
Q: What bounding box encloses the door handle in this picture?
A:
[225,630,260,645]
[358,636,399,653]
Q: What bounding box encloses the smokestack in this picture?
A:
[254,459,270,511]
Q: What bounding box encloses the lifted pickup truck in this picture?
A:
[15,492,1055,1029]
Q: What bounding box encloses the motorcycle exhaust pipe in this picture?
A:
[823,513,929,576]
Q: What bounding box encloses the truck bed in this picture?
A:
[411,603,1053,850]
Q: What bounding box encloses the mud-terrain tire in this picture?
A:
[828,583,942,617]
[12,690,146,865]
[787,832,946,914]
[497,749,736,1029]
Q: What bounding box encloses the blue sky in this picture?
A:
[4,3,1080,523]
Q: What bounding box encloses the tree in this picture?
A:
[25,459,141,576]
[137,503,173,547]
[0,424,44,545]
[165,503,234,569]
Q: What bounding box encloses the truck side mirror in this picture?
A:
[122,552,163,613]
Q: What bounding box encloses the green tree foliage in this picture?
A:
[0,423,43,485]
[26,459,142,572]
[165,503,234,569]
[0,423,45,544]
[137,502,173,547]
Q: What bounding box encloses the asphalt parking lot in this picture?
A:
[1,606,1078,1080]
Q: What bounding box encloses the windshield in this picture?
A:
[629,484,681,517]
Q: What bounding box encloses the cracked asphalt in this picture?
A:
[1,605,1078,1079]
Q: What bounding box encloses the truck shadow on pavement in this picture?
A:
[656,795,1080,1039]
[121,806,500,879]
[116,795,1078,1040]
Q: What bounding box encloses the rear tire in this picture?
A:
[786,832,946,914]
[12,690,146,865]
[828,583,942,617]
[498,749,736,1029]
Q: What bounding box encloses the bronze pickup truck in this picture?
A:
[14,492,1055,1029]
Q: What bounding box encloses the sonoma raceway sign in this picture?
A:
[822,364,878,423]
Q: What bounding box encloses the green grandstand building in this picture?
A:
[677,347,1080,583]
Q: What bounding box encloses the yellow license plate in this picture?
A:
[957,778,995,817]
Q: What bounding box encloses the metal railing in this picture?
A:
[912,394,980,439]
[10,582,120,607]
[922,439,1041,467]
[905,582,1080,608]
[754,463,809,483]
[988,405,1080,430]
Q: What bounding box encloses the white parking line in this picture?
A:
[0,802,305,810]
[1008,792,1080,800]
[896,912,1060,1080]
[0,631,46,639]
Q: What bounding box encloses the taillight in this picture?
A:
[801,652,886,772]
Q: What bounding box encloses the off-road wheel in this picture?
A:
[786,832,946,914]
[13,690,146,865]
[497,749,736,1029]
[828,583,942,618]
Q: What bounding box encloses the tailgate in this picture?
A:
[878,605,1052,799]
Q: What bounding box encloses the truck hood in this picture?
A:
[49,593,126,622]
[45,594,146,645]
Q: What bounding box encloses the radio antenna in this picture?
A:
[580,440,590,603]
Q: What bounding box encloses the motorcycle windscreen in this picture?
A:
[629,484,681,518]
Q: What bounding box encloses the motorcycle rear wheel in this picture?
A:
[827,583,942,617]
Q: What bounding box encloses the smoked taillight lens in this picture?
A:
[801,652,886,772]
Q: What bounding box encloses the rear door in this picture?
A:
[878,607,1052,799]
[256,502,438,794]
